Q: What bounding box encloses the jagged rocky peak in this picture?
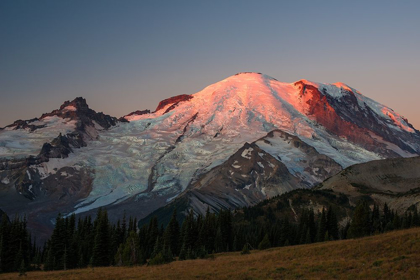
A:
[40,97,88,119]
[39,97,118,130]
[60,96,89,111]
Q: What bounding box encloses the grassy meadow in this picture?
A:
[2,227,420,280]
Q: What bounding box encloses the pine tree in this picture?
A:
[305,229,312,244]
[164,209,180,255]
[146,217,159,258]
[121,212,127,244]
[151,237,162,259]
[92,208,110,267]
[326,206,339,240]
[18,259,26,277]
[371,204,381,234]
[392,212,401,230]
[214,226,223,253]
[258,234,271,250]
[241,243,250,255]
[348,201,371,238]
[232,235,238,252]
[178,242,186,260]
[316,208,327,242]
[181,210,198,253]
[412,207,420,227]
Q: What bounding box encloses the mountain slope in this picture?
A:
[171,129,343,216]
[316,156,420,212]
[141,156,420,227]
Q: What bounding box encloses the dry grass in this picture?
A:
[2,228,420,279]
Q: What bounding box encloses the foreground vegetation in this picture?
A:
[1,194,419,273]
[1,227,420,279]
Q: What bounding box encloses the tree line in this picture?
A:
[1,200,420,273]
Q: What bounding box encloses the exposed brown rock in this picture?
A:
[155,94,193,113]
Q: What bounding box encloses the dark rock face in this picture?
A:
[3,119,45,131]
[185,142,302,212]
[150,129,343,217]
[294,81,416,157]
[124,110,151,117]
[38,133,85,160]
[155,94,193,113]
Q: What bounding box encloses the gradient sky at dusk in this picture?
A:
[1,0,419,129]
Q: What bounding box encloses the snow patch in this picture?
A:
[166,194,179,203]
[241,147,253,159]
[62,105,77,112]
[0,116,77,157]
[1,177,10,184]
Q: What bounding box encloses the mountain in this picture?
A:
[1,72,419,238]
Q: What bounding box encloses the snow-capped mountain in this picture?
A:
[1,72,419,238]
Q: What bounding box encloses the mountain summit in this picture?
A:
[1,72,419,239]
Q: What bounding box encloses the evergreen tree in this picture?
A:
[316,208,327,242]
[258,234,271,250]
[214,226,223,253]
[412,207,420,227]
[348,201,371,238]
[326,206,339,240]
[18,259,26,277]
[241,243,250,255]
[151,237,163,259]
[392,212,401,230]
[146,217,159,258]
[178,242,187,260]
[164,209,180,255]
[92,208,110,267]
[371,204,381,234]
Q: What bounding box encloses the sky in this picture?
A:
[1,0,419,129]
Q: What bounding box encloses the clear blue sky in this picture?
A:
[1,0,419,129]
